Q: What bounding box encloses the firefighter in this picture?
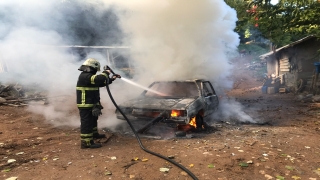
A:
[76,58,119,149]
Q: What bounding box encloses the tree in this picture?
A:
[247,0,320,47]
[225,0,266,44]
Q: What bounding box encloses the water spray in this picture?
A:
[104,66,165,95]
[121,77,166,96]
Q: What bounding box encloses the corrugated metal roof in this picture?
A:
[259,35,316,60]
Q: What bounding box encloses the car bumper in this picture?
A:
[116,114,188,124]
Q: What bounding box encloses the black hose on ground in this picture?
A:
[105,79,198,180]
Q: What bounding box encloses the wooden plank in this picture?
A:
[280,58,289,61]
[279,88,286,93]
[280,67,290,70]
[280,60,289,63]
[280,65,289,69]
[280,62,290,65]
[280,68,290,72]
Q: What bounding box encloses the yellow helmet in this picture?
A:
[82,58,101,71]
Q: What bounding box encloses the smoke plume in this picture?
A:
[0,0,253,129]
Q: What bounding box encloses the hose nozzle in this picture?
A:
[104,65,121,78]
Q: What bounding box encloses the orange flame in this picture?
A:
[171,110,179,117]
[171,110,183,117]
[189,117,197,128]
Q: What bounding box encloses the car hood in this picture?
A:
[119,97,197,110]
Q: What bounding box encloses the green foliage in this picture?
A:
[225,0,320,48]
[225,0,255,43]
[238,43,269,55]
[246,0,320,46]
[244,29,252,38]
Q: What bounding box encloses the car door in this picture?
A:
[202,81,219,116]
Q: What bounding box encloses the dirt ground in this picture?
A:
[1,57,320,180]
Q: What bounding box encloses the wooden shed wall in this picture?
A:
[267,37,320,87]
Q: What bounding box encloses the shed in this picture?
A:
[259,35,320,93]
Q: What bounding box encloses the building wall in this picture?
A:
[267,37,320,88]
[292,38,320,87]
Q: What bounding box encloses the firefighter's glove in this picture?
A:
[112,74,121,80]
[102,70,110,76]
[92,105,102,117]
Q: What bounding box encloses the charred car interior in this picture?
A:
[115,79,219,133]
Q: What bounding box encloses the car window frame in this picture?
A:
[202,81,216,97]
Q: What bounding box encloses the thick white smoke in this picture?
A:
[102,0,254,124]
[0,0,253,129]
[108,0,239,86]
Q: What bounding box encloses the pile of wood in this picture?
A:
[0,83,48,107]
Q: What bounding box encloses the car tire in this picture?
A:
[175,131,186,137]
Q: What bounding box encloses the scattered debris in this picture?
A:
[276,175,285,180]
[238,162,248,167]
[291,175,301,180]
[159,167,170,172]
[0,82,69,106]
[180,171,188,176]
[264,174,273,180]
[105,171,112,175]
[285,165,294,171]
[7,159,16,163]
[5,177,17,180]
[123,162,138,169]
[129,174,135,179]
[141,158,148,162]
[2,169,11,172]
[131,157,139,161]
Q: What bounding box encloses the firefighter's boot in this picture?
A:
[81,139,102,149]
[93,133,106,139]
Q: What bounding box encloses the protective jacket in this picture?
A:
[76,71,111,109]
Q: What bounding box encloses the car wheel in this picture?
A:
[175,131,187,137]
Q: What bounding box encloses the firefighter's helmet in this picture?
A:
[82,58,101,71]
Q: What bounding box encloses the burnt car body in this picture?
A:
[115,79,219,128]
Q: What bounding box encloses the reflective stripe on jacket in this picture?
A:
[76,71,109,108]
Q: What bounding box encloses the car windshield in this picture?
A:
[144,82,199,98]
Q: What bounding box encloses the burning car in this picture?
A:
[115,79,219,132]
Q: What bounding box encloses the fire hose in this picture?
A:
[105,67,198,180]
